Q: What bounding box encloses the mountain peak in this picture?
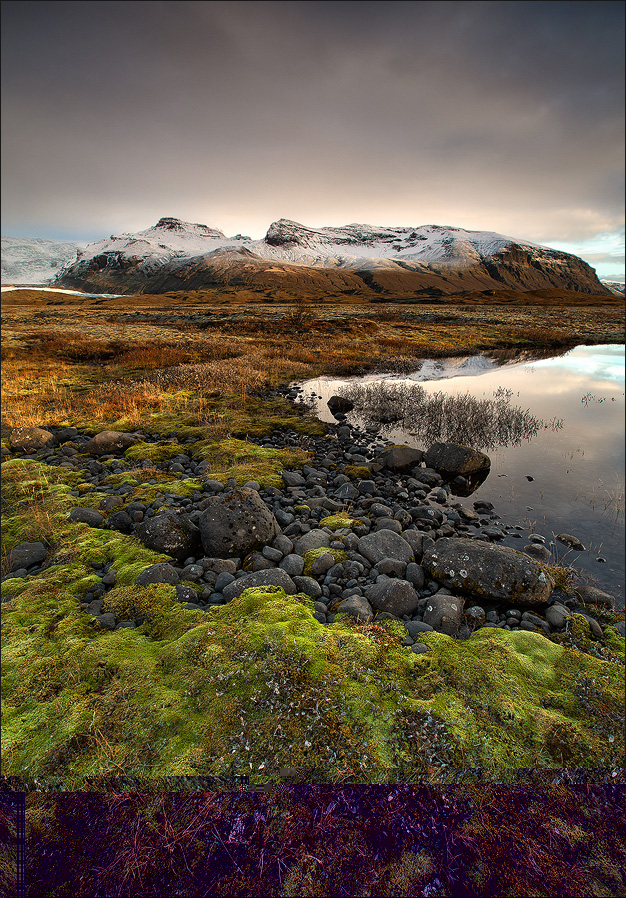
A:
[146,217,226,239]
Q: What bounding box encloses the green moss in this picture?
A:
[319,514,362,531]
[603,626,625,660]
[343,465,371,481]
[124,440,184,463]
[191,437,310,488]
[302,547,348,575]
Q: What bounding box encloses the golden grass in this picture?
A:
[1,293,623,437]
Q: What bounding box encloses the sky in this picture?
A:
[1,0,624,279]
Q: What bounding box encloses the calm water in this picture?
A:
[298,345,625,606]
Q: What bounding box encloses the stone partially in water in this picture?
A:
[425,442,491,478]
[422,538,554,605]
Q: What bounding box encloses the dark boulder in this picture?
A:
[365,578,420,616]
[221,568,298,602]
[137,512,201,562]
[84,431,140,456]
[327,395,354,415]
[9,427,56,453]
[198,488,280,559]
[378,445,424,472]
[422,592,465,636]
[7,541,48,572]
[135,563,180,586]
[69,507,105,528]
[425,442,491,479]
[357,530,414,565]
[422,537,554,605]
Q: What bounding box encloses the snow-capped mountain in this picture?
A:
[1,235,83,285]
[53,217,609,296]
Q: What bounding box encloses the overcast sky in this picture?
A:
[2,0,624,278]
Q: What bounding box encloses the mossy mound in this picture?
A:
[124,440,185,463]
[319,514,362,531]
[191,438,310,488]
[3,560,624,784]
[343,465,372,480]
[302,547,348,575]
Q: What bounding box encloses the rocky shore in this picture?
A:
[3,410,623,650]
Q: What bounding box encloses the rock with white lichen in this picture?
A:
[422,537,554,605]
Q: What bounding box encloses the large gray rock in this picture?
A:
[198,488,279,559]
[293,529,331,557]
[422,592,465,636]
[137,512,201,562]
[8,427,56,453]
[545,603,572,629]
[365,578,420,616]
[84,431,140,455]
[7,541,48,572]
[221,568,298,602]
[425,442,491,478]
[335,595,374,622]
[422,537,554,605]
[378,445,424,472]
[357,530,414,566]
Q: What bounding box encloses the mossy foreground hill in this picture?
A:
[1,458,624,785]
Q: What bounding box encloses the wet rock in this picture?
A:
[556,533,586,551]
[576,584,616,610]
[378,445,424,472]
[357,529,414,565]
[327,395,354,415]
[137,512,201,562]
[221,568,298,602]
[425,442,491,478]
[422,592,465,635]
[405,620,434,637]
[464,605,486,627]
[576,611,604,640]
[94,612,116,630]
[84,431,140,455]
[198,488,279,559]
[8,427,56,453]
[7,541,48,572]
[524,543,551,561]
[135,563,180,586]
[365,578,420,616]
[422,537,555,605]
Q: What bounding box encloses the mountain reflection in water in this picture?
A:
[298,344,624,604]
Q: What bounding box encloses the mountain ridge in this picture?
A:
[4,217,611,295]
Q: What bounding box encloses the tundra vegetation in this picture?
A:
[1,288,625,895]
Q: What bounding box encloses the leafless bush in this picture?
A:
[340,381,563,450]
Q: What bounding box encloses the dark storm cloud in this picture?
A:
[1,0,623,268]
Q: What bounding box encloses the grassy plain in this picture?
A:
[2,288,625,894]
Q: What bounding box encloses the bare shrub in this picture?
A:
[340,381,563,450]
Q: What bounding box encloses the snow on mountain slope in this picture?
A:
[53,216,609,295]
[2,235,83,285]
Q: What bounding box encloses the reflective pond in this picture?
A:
[298,344,625,606]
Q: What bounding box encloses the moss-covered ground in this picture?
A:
[2,456,624,784]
